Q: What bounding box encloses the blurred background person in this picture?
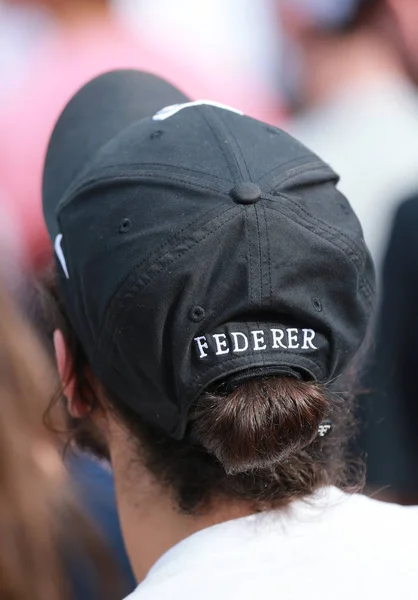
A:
[278,0,418,502]
[0,281,124,600]
[0,245,135,598]
[279,0,418,282]
[370,0,418,502]
[0,0,208,272]
[28,273,136,600]
[364,194,418,504]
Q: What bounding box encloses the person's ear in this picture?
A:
[53,329,87,418]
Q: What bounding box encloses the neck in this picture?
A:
[298,29,405,111]
[111,450,253,583]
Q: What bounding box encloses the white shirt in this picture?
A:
[289,77,418,285]
[125,487,418,599]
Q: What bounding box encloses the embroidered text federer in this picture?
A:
[194,328,317,359]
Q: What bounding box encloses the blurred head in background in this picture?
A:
[0,282,123,600]
[0,0,209,273]
[278,0,418,113]
[0,284,63,600]
[5,0,109,15]
[280,0,418,272]
[385,0,418,86]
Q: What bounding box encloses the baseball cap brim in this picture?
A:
[43,69,190,241]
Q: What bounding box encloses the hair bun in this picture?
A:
[191,377,329,475]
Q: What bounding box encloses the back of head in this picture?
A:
[45,262,359,512]
[280,0,381,34]
[40,70,374,515]
[279,0,386,111]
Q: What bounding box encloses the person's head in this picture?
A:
[41,70,375,526]
[277,0,402,111]
[385,0,418,87]
[0,283,64,600]
[7,0,108,8]
[5,0,110,23]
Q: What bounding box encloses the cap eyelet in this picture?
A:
[189,305,205,323]
[150,130,164,140]
[119,218,131,234]
[311,297,323,312]
[265,126,279,135]
[339,202,350,215]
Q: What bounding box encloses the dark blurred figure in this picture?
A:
[280,0,418,281]
[0,0,205,272]
[0,282,123,600]
[362,195,418,504]
[66,453,135,598]
[23,276,136,599]
[279,0,418,501]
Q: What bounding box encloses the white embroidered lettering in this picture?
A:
[153,100,243,121]
[231,332,249,353]
[54,234,69,279]
[271,329,287,349]
[213,333,230,355]
[194,328,318,359]
[252,330,267,351]
[287,328,300,349]
[302,329,317,350]
[194,336,209,359]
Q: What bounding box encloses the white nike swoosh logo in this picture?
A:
[54,233,69,279]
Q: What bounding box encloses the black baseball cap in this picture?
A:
[43,69,375,439]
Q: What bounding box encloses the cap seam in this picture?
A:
[244,207,254,304]
[258,318,267,371]
[78,162,235,184]
[199,108,244,181]
[99,204,238,351]
[273,192,365,265]
[85,201,236,354]
[58,167,235,213]
[254,205,264,304]
[97,206,240,356]
[213,108,252,180]
[103,207,241,357]
[273,198,373,302]
[261,161,337,191]
[264,199,374,302]
[262,202,273,307]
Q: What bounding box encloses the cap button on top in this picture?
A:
[230,182,261,205]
